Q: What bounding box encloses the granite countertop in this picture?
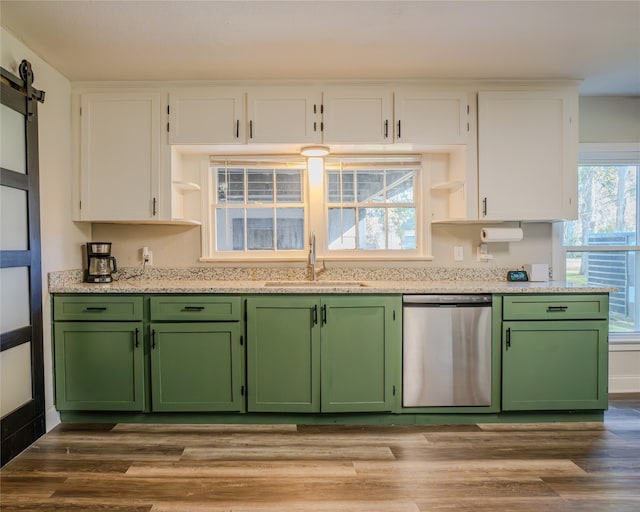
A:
[48,267,615,295]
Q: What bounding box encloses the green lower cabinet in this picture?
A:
[150,323,243,412]
[502,320,608,410]
[246,297,320,412]
[246,295,400,413]
[54,322,144,411]
[321,297,398,412]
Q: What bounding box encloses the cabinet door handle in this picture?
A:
[321,304,327,325]
[249,120,253,139]
[183,306,205,311]
[397,120,401,139]
[85,307,107,311]
[482,197,487,217]
[152,197,157,216]
[313,304,318,326]
[236,119,239,139]
[134,328,139,348]
[506,327,511,350]
[547,306,569,312]
[384,119,389,139]
[151,329,156,349]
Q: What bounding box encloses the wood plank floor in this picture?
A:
[2,394,639,512]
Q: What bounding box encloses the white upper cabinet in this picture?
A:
[477,89,578,221]
[168,88,245,144]
[394,89,471,145]
[79,91,162,221]
[247,87,321,143]
[322,86,393,144]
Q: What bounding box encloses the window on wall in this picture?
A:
[325,159,417,251]
[211,159,307,255]
[205,155,425,260]
[561,145,640,339]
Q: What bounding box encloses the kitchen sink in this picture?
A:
[263,281,368,288]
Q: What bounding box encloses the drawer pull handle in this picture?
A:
[547,306,568,312]
[85,307,107,311]
[183,306,205,311]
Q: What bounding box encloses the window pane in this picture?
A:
[276,208,304,250]
[0,266,30,334]
[247,169,274,204]
[564,165,638,246]
[276,170,302,203]
[0,104,26,174]
[327,170,355,203]
[357,170,384,203]
[566,250,638,333]
[247,208,274,250]
[216,207,245,250]
[328,207,356,249]
[358,207,386,250]
[387,170,414,203]
[1,342,32,418]
[1,185,29,251]
[217,168,244,204]
[388,207,416,249]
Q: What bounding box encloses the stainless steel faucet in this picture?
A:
[308,231,317,281]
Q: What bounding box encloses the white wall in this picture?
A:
[579,96,640,143]
[1,27,91,430]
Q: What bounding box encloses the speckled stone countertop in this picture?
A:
[48,267,615,295]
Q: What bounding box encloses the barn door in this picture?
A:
[1,61,46,466]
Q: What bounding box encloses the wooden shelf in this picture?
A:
[172,181,201,192]
[431,180,464,191]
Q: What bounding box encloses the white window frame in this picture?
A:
[202,154,431,262]
[554,142,640,343]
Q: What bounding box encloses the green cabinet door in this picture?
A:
[150,322,243,412]
[246,297,320,413]
[502,320,608,410]
[321,296,400,412]
[53,322,144,411]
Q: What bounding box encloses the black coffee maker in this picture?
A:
[85,242,117,283]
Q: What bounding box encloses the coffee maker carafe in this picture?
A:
[85,242,117,283]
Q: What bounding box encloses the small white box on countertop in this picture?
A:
[524,264,549,282]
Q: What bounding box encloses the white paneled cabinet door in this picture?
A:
[169,88,245,144]
[79,92,161,221]
[322,86,393,144]
[247,87,321,143]
[394,89,471,144]
[478,90,578,221]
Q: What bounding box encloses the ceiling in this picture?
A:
[1,0,639,95]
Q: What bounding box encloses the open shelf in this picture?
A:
[172,180,201,192]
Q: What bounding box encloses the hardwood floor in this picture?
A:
[2,394,639,511]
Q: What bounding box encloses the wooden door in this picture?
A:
[0,61,45,466]
[246,296,320,412]
[321,296,399,412]
[150,322,243,412]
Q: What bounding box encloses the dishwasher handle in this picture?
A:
[403,294,492,306]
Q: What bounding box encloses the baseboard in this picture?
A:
[609,375,640,393]
[45,406,61,432]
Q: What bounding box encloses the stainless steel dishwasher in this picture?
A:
[402,295,492,407]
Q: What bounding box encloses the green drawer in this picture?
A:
[502,294,609,321]
[150,296,241,321]
[54,295,143,321]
